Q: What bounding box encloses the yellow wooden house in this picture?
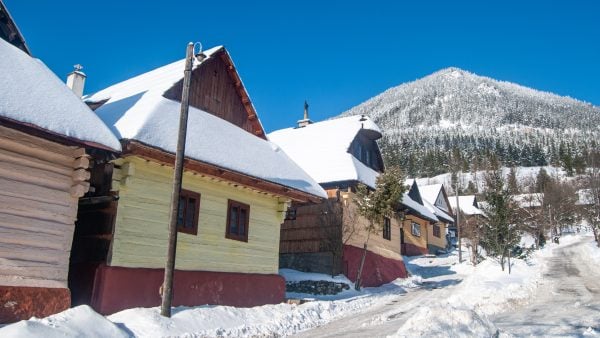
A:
[418,183,455,254]
[82,46,326,314]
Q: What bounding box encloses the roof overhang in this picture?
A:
[122,140,323,203]
[0,115,120,155]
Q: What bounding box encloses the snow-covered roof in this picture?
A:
[512,193,543,208]
[402,193,438,222]
[448,195,484,216]
[268,115,382,188]
[418,184,443,206]
[0,38,121,151]
[417,183,454,223]
[86,46,326,199]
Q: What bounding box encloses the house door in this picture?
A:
[68,162,117,307]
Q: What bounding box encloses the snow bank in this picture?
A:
[0,306,128,338]
[392,305,502,338]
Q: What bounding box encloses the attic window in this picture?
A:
[177,189,200,235]
[226,200,250,242]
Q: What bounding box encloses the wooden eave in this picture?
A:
[0,0,30,55]
[216,49,266,140]
[0,115,119,154]
[122,140,323,204]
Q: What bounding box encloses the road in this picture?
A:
[294,237,600,337]
[294,260,463,338]
[493,238,600,336]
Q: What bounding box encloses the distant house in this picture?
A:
[418,184,455,253]
[448,195,486,245]
[399,180,439,256]
[0,4,121,323]
[82,46,326,314]
[269,113,408,287]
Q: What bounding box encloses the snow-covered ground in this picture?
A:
[1,234,598,337]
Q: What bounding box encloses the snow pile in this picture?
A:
[0,39,121,151]
[448,257,543,316]
[392,305,502,338]
[0,306,128,338]
[108,293,396,337]
[579,235,600,275]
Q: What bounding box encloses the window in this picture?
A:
[226,200,250,242]
[433,224,441,238]
[285,208,297,221]
[177,189,200,235]
[411,222,421,237]
[383,217,391,240]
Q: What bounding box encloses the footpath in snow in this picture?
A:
[1,234,597,337]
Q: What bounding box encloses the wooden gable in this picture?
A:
[348,130,384,173]
[164,49,266,139]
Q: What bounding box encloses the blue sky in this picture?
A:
[6,0,600,132]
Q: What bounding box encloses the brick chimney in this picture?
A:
[66,64,86,98]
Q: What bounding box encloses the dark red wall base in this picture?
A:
[342,245,408,287]
[401,243,429,256]
[0,285,70,324]
[91,265,285,315]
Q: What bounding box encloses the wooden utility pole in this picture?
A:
[160,42,194,317]
[455,179,462,263]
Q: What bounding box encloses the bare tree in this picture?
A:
[582,149,600,246]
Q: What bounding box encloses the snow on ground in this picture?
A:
[3,236,591,337]
[392,305,504,338]
[0,305,128,338]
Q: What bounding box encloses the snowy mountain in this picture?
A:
[339,67,600,177]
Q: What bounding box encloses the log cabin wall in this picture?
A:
[0,125,90,290]
[340,191,403,261]
[163,52,261,137]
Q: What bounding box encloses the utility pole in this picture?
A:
[455,178,462,263]
[160,42,195,317]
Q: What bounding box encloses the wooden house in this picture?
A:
[418,184,455,253]
[399,180,440,256]
[83,46,326,314]
[0,6,121,323]
[269,114,408,287]
[448,195,485,250]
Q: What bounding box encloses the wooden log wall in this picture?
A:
[0,126,90,289]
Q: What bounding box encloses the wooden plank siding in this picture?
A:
[427,222,447,249]
[163,52,263,138]
[341,191,404,260]
[402,215,429,250]
[109,156,288,274]
[0,125,90,289]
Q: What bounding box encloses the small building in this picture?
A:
[269,113,408,287]
[448,195,485,246]
[418,184,455,253]
[82,46,326,314]
[0,4,121,323]
[399,180,439,256]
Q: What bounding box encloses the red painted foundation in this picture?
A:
[90,265,285,315]
[342,245,408,287]
[401,243,429,256]
[0,285,70,324]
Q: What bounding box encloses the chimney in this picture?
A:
[66,64,86,98]
[296,100,313,128]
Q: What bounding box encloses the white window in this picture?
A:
[411,222,421,237]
